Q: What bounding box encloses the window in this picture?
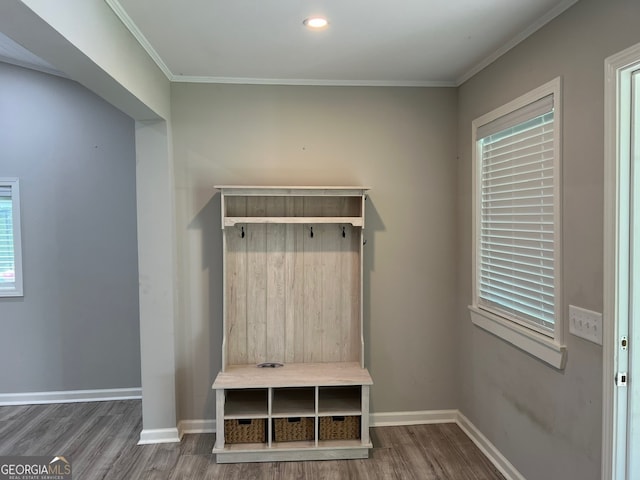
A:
[0,178,23,297]
[469,78,566,369]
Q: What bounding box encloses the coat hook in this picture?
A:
[310,226,314,238]
[241,226,245,238]
[342,226,346,238]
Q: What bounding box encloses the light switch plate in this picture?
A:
[569,305,603,345]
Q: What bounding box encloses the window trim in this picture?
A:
[0,178,23,297]
[469,77,566,369]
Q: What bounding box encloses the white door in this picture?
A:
[603,42,640,480]
[627,69,640,479]
[614,67,640,480]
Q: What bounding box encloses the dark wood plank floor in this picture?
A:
[0,400,505,479]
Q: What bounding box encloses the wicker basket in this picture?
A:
[224,418,266,444]
[319,416,360,441]
[273,417,314,442]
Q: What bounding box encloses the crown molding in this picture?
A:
[107,0,579,88]
[171,74,456,87]
[455,0,580,86]
[104,0,174,80]
[103,0,453,87]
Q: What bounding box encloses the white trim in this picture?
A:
[104,0,576,89]
[603,40,640,480]
[103,0,455,87]
[184,410,523,480]
[472,77,561,132]
[369,409,457,427]
[0,177,23,297]
[177,419,216,439]
[171,75,455,87]
[190,411,459,432]
[104,0,174,80]
[469,307,567,369]
[178,410,458,431]
[455,0,579,86]
[470,77,566,369]
[0,387,142,406]
[138,427,181,445]
[456,412,526,480]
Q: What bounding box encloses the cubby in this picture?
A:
[272,388,315,417]
[318,386,362,415]
[212,186,373,463]
[224,389,268,418]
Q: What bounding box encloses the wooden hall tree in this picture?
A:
[212,186,373,463]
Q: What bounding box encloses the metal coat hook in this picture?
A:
[310,226,314,238]
[342,226,346,238]
[241,226,245,239]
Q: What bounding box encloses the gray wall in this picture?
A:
[4,1,636,475]
[0,62,141,393]
[170,84,458,420]
[456,1,640,479]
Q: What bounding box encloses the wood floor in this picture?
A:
[0,400,505,479]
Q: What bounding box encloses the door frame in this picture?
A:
[603,41,640,480]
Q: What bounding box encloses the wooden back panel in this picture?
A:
[223,197,362,366]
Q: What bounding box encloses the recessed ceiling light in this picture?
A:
[303,16,329,29]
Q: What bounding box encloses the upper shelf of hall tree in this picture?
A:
[215,186,369,229]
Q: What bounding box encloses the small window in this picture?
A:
[0,178,23,297]
[469,78,566,369]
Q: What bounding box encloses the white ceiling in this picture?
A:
[108,0,579,86]
[0,1,578,86]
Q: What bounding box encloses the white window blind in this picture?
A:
[477,96,556,333]
[0,179,23,296]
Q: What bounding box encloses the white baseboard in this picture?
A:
[0,387,142,406]
[172,409,524,479]
[138,427,181,445]
[455,411,525,480]
[0,388,524,477]
[176,412,457,434]
[369,410,523,480]
[177,419,216,439]
[370,409,458,427]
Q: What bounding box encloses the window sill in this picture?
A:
[0,289,23,298]
[468,305,567,370]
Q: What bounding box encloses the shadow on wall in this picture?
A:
[187,191,224,419]
[362,194,384,413]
